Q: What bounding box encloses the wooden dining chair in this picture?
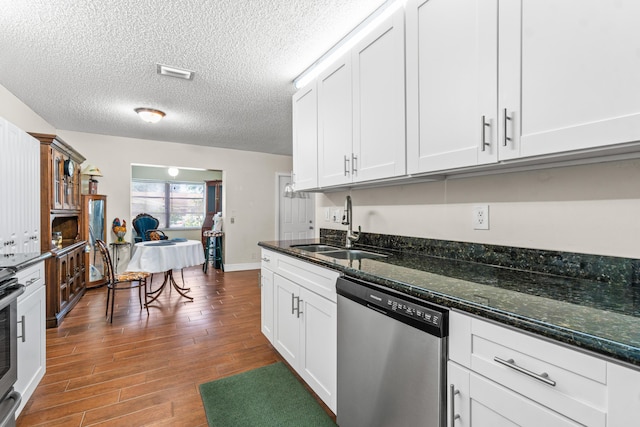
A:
[96,239,151,323]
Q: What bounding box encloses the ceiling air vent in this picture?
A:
[156,64,195,80]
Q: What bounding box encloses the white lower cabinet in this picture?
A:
[15,262,46,417]
[260,249,339,413]
[260,263,274,342]
[448,310,640,426]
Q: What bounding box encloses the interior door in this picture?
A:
[278,174,315,240]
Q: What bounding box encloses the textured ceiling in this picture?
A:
[0,0,387,155]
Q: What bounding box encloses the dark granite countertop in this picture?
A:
[258,238,640,369]
[0,251,52,272]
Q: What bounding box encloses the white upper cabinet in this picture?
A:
[352,7,406,182]
[502,0,640,159]
[407,0,640,175]
[318,54,353,187]
[292,82,318,191]
[316,5,406,188]
[406,0,499,173]
[0,117,40,254]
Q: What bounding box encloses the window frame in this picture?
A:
[131,178,205,230]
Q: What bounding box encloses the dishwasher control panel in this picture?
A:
[337,276,448,336]
[370,292,442,327]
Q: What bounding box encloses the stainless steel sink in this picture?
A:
[290,244,387,260]
[290,244,341,253]
[321,249,387,260]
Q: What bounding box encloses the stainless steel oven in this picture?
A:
[0,270,24,427]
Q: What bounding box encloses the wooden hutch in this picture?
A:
[30,133,88,328]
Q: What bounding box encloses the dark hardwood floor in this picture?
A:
[16,266,331,426]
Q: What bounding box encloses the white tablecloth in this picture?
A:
[125,240,205,274]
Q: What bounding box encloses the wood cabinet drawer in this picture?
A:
[469,318,607,427]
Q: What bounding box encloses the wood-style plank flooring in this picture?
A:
[17,267,332,426]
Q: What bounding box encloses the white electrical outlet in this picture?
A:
[324,208,331,222]
[473,205,489,230]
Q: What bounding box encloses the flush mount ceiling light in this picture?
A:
[167,167,179,177]
[157,63,195,80]
[134,108,166,123]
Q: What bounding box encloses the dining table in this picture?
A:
[126,239,205,302]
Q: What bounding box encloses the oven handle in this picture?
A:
[0,390,21,427]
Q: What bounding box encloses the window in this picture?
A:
[131,180,204,229]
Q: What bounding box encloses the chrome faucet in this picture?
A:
[341,195,360,249]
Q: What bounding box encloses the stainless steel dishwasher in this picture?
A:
[336,276,448,427]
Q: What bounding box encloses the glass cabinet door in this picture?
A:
[83,194,107,288]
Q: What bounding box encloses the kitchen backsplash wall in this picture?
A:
[320,229,640,286]
[317,158,640,260]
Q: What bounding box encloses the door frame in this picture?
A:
[275,172,316,240]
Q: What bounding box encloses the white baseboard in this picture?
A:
[223,262,261,272]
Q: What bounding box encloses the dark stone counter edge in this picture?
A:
[258,241,640,369]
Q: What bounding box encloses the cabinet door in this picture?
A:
[58,255,68,312]
[607,362,640,426]
[406,0,498,174]
[5,121,21,251]
[500,0,640,160]
[260,267,274,343]
[273,274,300,368]
[469,373,581,427]
[448,362,471,427]
[16,285,46,417]
[24,132,40,253]
[298,287,337,413]
[317,54,353,187]
[292,83,319,191]
[52,149,64,210]
[352,6,406,182]
[84,195,107,288]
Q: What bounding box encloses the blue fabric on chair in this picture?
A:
[132,213,163,243]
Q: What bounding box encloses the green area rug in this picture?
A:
[199,362,336,427]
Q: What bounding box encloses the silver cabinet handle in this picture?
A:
[344,155,350,176]
[17,315,25,343]
[296,298,303,318]
[449,384,460,427]
[503,108,512,147]
[352,153,358,175]
[494,356,556,386]
[261,257,270,262]
[291,293,296,315]
[481,116,491,152]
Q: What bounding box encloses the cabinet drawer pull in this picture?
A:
[494,356,556,386]
[503,108,512,147]
[449,384,460,427]
[481,116,491,151]
[344,155,350,176]
[261,257,270,262]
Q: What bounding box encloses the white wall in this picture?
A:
[4,82,639,262]
[0,84,292,271]
[317,159,640,259]
[59,130,291,270]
